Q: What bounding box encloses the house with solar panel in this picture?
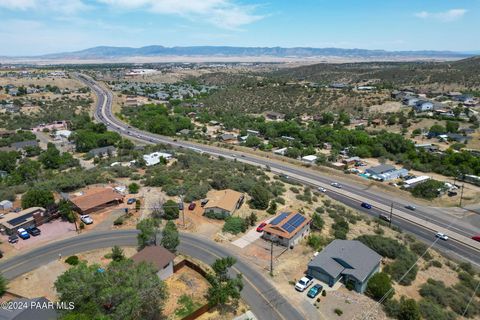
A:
[0,207,46,235]
[262,212,311,247]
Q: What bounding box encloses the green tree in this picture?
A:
[366,272,394,301]
[0,274,7,297]
[445,121,459,133]
[429,124,446,136]
[311,213,325,231]
[398,297,421,320]
[136,218,159,249]
[163,200,179,220]
[111,246,125,262]
[128,182,140,194]
[249,184,271,210]
[21,188,54,208]
[161,221,180,252]
[55,259,168,319]
[206,257,243,309]
[245,135,261,147]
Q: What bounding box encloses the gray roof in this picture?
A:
[88,145,116,156]
[308,240,382,282]
[0,297,58,320]
[366,164,395,175]
[11,140,38,150]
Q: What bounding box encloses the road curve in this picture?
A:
[0,230,305,320]
[74,73,480,266]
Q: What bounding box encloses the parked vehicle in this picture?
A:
[307,284,323,298]
[317,187,327,193]
[200,199,209,207]
[26,226,41,236]
[405,205,416,211]
[295,275,314,292]
[8,235,19,244]
[127,198,136,205]
[188,202,196,210]
[435,232,448,241]
[361,202,372,209]
[330,182,342,188]
[256,222,267,232]
[178,202,184,210]
[81,215,93,225]
[379,214,391,222]
[472,235,480,242]
[17,228,30,240]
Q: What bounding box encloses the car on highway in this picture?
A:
[81,215,94,225]
[379,214,391,222]
[405,205,416,211]
[127,198,136,205]
[188,202,196,210]
[361,202,372,209]
[295,275,314,292]
[17,228,30,240]
[8,235,18,244]
[256,222,267,232]
[330,182,342,188]
[307,284,323,298]
[435,232,449,241]
[471,235,480,242]
[26,226,41,236]
[317,187,327,193]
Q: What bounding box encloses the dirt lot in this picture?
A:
[6,246,137,300]
[0,75,86,90]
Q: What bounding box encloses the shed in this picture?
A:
[131,246,175,280]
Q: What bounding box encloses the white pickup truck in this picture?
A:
[295,275,314,292]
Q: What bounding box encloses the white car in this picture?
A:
[295,275,314,292]
[81,215,93,225]
[317,187,327,193]
[435,232,448,241]
[330,182,342,188]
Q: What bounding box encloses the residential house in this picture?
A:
[143,152,173,166]
[203,189,245,218]
[70,187,124,214]
[0,207,46,235]
[219,133,237,142]
[264,111,286,121]
[446,133,471,144]
[55,130,72,139]
[131,246,175,280]
[0,297,58,320]
[0,200,13,210]
[32,121,68,132]
[342,156,361,166]
[403,176,430,188]
[302,155,318,164]
[307,240,382,293]
[246,129,260,136]
[262,212,311,247]
[11,140,38,151]
[178,129,191,135]
[415,144,439,153]
[273,147,288,156]
[413,100,434,112]
[365,164,408,181]
[88,146,116,158]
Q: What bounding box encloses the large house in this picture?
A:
[307,240,382,293]
[264,111,286,121]
[143,152,173,166]
[262,212,311,247]
[88,146,116,158]
[365,164,408,181]
[0,207,46,235]
[203,189,244,218]
[131,246,175,280]
[70,187,124,214]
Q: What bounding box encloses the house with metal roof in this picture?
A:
[87,145,116,157]
[262,212,311,247]
[307,240,382,293]
[365,164,408,181]
[204,189,244,218]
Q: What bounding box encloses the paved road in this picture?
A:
[0,230,306,320]
[74,73,480,266]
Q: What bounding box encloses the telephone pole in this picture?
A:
[270,240,274,275]
[459,183,465,208]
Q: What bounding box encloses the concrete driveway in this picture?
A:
[232,217,273,248]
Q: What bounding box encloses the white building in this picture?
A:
[302,155,318,164]
[273,147,288,156]
[55,130,72,139]
[404,176,430,188]
[0,200,13,210]
[143,152,173,166]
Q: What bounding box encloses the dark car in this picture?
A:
[200,199,209,207]
[307,284,323,298]
[379,214,391,222]
[127,198,136,205]
[188,202,196,210]
[361,202,372,209]
[178,202,184,210]
[405,205,416,211]
[26,227,41,236]
[8,235,19,244]
[471,235,480,242]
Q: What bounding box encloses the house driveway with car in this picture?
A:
[232,217,274,248]
[1,220,76,254]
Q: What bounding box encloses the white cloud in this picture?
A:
[98,0,264,29]
[0,0,89,14]
[414,8,467,22]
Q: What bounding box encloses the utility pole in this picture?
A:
[270,240,274,275]
[181,194,185,227]
[459,183,465,208]
[388,202,393,228]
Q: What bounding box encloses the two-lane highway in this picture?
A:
[75,73,480,266]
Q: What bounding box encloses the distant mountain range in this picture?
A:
[26,45,474,60]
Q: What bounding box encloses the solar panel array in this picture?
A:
[281,213,306,233]
[270,212,289,225]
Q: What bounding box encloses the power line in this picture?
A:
[462,279,480,317]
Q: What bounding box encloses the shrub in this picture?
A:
[222,217,247,235]
[65,256,79,266]
[419,299,456,320]
[366,272,394,301]
[79,221,85,229]
[430,260,442,268]
[419,279,452,307]
[113,216,124,225]
[385,251,418,285]
[356,235,406,259]
[322,290,326,297]
[290,187,300,194]
[307,234,331,251]
[334,308,343,316]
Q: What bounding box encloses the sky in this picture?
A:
[0,0,479,56]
